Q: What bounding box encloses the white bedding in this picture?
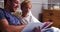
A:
[51,27,60,32]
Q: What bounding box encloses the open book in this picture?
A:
[21,22,53,32]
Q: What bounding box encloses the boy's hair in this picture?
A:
[20,0,32,10]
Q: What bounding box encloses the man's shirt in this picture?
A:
[0,8,22,25]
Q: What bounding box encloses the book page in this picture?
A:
[21,22,53,32]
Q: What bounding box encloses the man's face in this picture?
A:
[9,0,20,12]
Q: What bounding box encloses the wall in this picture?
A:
[48,0,60,7]
[48,0,60,3]
[0,0,4,8]
[29,0,48,19]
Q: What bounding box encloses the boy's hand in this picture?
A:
[33,26,41,32]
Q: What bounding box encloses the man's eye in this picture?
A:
[14,2,18,4]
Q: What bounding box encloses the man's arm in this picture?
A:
[0,19,26,32]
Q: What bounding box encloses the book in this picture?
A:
[21,22,53,32]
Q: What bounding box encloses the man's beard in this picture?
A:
[9,7,15,12]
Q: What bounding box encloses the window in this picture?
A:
[48,0,60,9]
[0,0,4,8]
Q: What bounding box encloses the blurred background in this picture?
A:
[0,0,60,28]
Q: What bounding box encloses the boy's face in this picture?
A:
[22,4,32,14]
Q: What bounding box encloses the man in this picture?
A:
[0,0,26,32]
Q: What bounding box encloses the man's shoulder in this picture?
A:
[0,8,5,12]
[0,8,4,10]
[0,8,4,13]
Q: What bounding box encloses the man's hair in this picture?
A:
[4,0,7,6]
[4,0,13,6]
[20,0,32,10]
